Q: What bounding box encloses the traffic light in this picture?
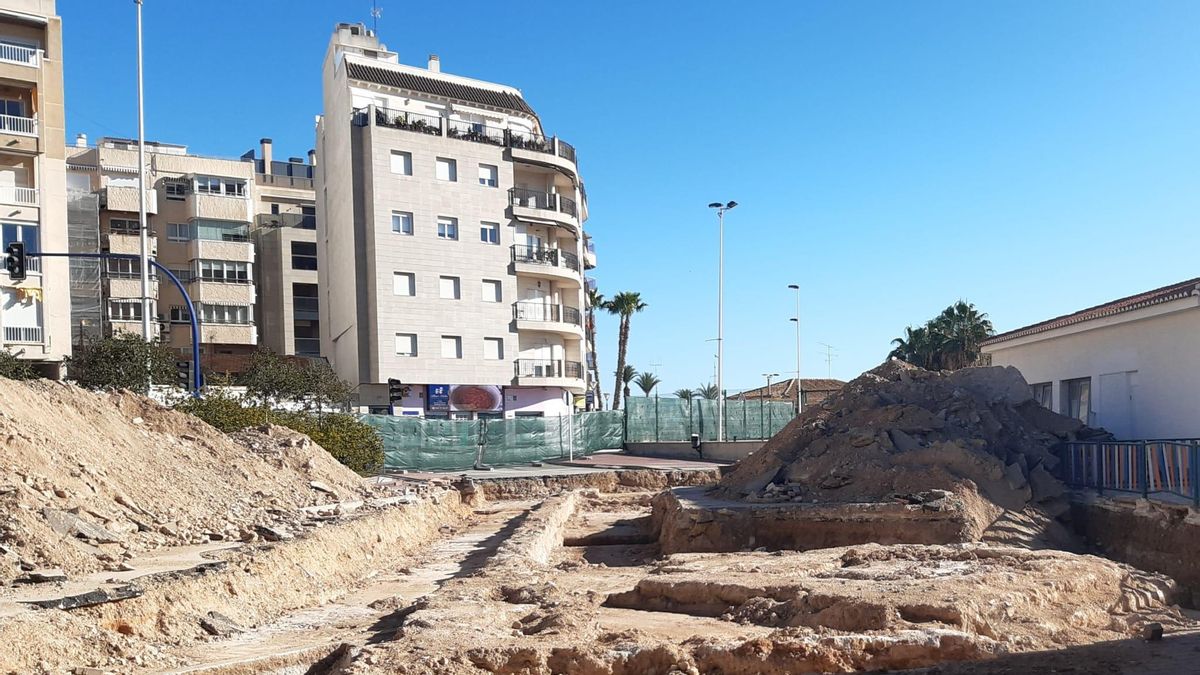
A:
[176,360,192,388]
[388,378,406,403]
[5,242,24,281]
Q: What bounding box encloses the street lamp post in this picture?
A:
[788,284,802,415]
[708,200,736,442]
[135,0,151,343]
[762,372,780,396]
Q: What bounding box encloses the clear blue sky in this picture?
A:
[62,1,1200,394]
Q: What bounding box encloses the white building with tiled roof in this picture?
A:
[982,277,1200,440]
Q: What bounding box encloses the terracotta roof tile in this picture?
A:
[732,378,846,400]
[345,61,537,117]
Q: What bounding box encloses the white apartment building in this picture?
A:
[315,23,592,418]
[0,0,68,376]
[982,277,1200,440]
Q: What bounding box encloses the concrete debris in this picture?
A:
[13,568,67,584]
[27,584,144,610]
[198,611,243,637]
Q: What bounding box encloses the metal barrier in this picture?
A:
[1063,440,1200,505]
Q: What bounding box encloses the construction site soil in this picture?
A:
[1,369,1197,674]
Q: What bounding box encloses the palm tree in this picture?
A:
[673,388,695,400]
[605,292,647,410]
[617,364,637,401]
[585,288,605,408]
[697,383,720,400]
[634,371,661,396]
[890,301,994,371]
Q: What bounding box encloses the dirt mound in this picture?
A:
[717,362,1100,547]
[0,378,374,584]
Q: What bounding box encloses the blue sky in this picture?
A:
[61,1,1200,394]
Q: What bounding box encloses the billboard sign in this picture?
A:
[426,384,450,412]
[448,384,504,412]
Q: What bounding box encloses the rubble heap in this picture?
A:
[0,378,376,584]
[717,361,1106,547]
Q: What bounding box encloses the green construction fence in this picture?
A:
[624,397,797,443]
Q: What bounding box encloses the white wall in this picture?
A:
[984,297,1200,440]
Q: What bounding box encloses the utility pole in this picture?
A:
[707,201,737,442]
[818,342,837,379]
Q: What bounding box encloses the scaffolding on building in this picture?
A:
[67,189,102,345]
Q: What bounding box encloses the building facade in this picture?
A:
[66,137,258,367]
[315,23,592,418]
[982,278,1200,440]
[0,0,68,376]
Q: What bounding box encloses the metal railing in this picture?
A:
[559,250,580,271]
[514,359,583,380]
[513,302,582,325]
[510,245,580,273]
[559,194,578,218]
[557,139,577,164]
[24,256,39,273]
[0,41,38,67]
[447,120,505,146]
[1063,440,1200,505]
[0,114,36,136]
[509,187,555,210]
[256,173,314,189]
[509,129,554,154]
[4,325,42,343]
[256,213,316,229]
[374,107,443,136]
[0,186,37,206]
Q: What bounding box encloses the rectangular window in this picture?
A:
[2,222,39,255]
[392,272,415,296]
[169,268,192,283]
[167,223,191,241]
[435,157,457,182]
[440,335,462,359]
[194,220,249,242]
[439,275,460,300]
[436,216,458,240]
[194,175,245,197]
[391,211,413,235]
[109,218,139,235]
[478,164,498,187]
[169,305,191,323]
[107,300,142,322]
[395,333,417,357]
[290,241,318,270]
[390,150,412,176]
[479,221,499,245]
[1064,377,1091,424]
[196,259,250,283]
[483,337,504,360]
[164,182,187,200]
[481,279,501,303]
[105,257,142,279]
[1031,382,1053,409]
[199,304,252,325]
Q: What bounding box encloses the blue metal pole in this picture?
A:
[25,252,202,397]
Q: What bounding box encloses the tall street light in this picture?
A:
[762,372,780,398]
[135,0,151,342]
[788,284,802,415]
[708,200,736,442]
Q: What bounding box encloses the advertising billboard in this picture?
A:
[426,384,504,413]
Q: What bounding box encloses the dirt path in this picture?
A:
[169,502,533,673]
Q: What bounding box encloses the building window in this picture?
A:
[0,98,25,118]
[2,223,39,256]
[169,305,191,323]
[441,335,462,359]
[435,157,457,182]
[1031,382,1052,409]
[1063,377,1091,424]
[478,164,497,187]
[194,220,249,242]
[194,175,246,197]
[164,181,187,200]
[196,259,250,283]
[168,267,192,283]
[481,279,501,303]
[108,300,142,322]
[439,275,460,300]
[390,150,412,176]
[395,333,417,357]
[199,304,252,325]
[167,223,191,241]
[393,272,415,296]
[109,218,139,235]
[105,257,143,279]
[391,211,413,235]
[483,337,504,360]
[290,241,318,270]
[479,221,499,245]
[436,216,458,240]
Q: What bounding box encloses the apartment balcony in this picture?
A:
[187,192,251,222]
[188,277,255,305]
[446,119,505,146]
[0,186,36,207]
[3,325,42,344]
[508,187,579,230]
[187,236,254,264]
[511,244,581,285]
[103,231,157,256]
[583,239,596,270]
[100,186,158,215]
[513,301,584,338]
[104,276,158,300]
[513,358,584,389]
[508,130,578,176]
[0,40,40,68]
[200,323,257,346]
[255,173,314,190]
[256,212,316,230]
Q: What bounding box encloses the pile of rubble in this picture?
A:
[0,378,377,585]
[718,361,1107,546]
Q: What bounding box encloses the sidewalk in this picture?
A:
[377,451,728,483]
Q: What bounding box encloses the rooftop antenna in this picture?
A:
[818,342,838,378]
[370,0,382,34]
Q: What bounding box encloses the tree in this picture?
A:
[239,349,350,412]
[604,291,647,410]
[585,288,605,409]
[634,370,661,396]
[697,383,720,400]
[66,334,177,392]
[889,301,994,370]
[616,364,637,401]
[0,350,38,381]
[673,388,695,400]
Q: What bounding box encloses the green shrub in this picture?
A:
[66,334,177,391]
[174,389,270,432]
[0,350,39,381]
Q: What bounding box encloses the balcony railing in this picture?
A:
[514,359,583,380]
[0,41,39,67]
[257,173,314,189]
[510,187,554,210]
[513,302,582,326]
[511,245,580,273]
[0,114,36,137]
[509,129,554,154]
[373,107,443,136]
[4,325,42,343]
[557,139,577,164]
[559,194,577,218]
[24,255,39,273]
[0,186,37,206]
[447,120,505,146]
[256,213,316,229]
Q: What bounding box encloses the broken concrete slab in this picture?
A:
[26,584,143,610]
[41,508,122,544]
[199,610,243,637]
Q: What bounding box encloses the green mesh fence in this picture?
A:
[364,410,626,471]
[625,397,796,443]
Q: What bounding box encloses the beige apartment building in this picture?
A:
[315,23,594,418]
[0,0,68,376]
[244,138,320,357]
[66,137,258,367]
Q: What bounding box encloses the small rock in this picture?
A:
[309,480,337,495]
[131,417,144,425]
[1144,622,1164,641]
[199,611,243,637]
[16,568,67,583]
[254,525,292,542]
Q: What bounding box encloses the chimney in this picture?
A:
[74,133,87,148]
[260,138,273,168]
[428,54,440,72]
[307,149,317,166]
